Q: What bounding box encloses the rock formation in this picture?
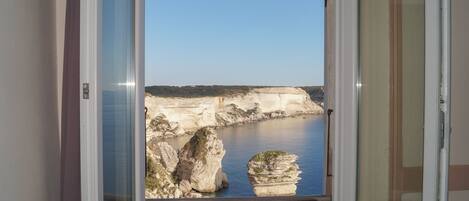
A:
[145,152,182,199]
[147,140,178,173]
[247,151,301,197]
[175,127,229,193]
[145,128,228,199]
[146,87,323,139]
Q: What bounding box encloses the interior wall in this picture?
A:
[449,0,469,200]
[0,1,60,201]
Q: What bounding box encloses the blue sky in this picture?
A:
[145,0,324,86]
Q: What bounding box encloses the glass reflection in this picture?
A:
[101,0,135,200]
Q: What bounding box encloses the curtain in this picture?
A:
[60,0,81,200]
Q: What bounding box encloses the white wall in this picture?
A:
[0,1,60,201]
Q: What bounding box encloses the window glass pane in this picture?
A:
[101,0,135,200]
[358,0,425,200]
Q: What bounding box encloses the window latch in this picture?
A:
[83,83,90,99]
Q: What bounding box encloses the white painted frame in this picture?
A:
[134,0,146,200]
[80,0,103,200]
[424,0,444,200]
[332,0,359,200]
[80,0,145,200]
[78,0,362,200]
[439,0,451,200]
[332,0,446,201]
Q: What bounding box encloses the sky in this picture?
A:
[145,0,324,86]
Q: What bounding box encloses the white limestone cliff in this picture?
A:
[145,87,323,139]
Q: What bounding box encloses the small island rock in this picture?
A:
[247,151,301,197]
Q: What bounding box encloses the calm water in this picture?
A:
[164,115,325,197]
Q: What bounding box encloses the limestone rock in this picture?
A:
[186,192,203,198]
[145,87,324,138]
[146,113,184,138]
[247,151,301,197]
[178,180,203,198]
[145,153,182,199]
[147,140,178,173]
[178,180,192,195]
[176,127,228,193]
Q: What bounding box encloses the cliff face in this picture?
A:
[145,87,323,139]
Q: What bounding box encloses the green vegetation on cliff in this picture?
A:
[250,150,289,163]
[145,85,324,102]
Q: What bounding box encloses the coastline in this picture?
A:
[156,113,322,140]
[145,86,324,139]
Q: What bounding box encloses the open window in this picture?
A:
[143,0,326,199]
[79,0,453,201]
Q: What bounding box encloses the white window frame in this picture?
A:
[80,0,103,200]
[79,0,361,200]
[331,0,358,200]
[79,0,447,200]
[80,0,145,201]
[332,0,447,201]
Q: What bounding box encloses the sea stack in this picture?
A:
[175,127,229,193]
[247,151,301,197]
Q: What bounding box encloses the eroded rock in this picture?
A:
[247,151,301,197]
[146,114,183,139]
[147,140,179,173]
[145,153,182,199]
[176,127,228,193]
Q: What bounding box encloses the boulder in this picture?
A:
[247,151,301,197]
[175,127,228,193]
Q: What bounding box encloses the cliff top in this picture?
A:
[145,85,323,102]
